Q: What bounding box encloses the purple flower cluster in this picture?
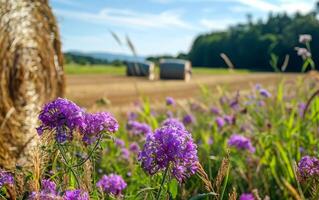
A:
[30,179,89,200]
[298,102,306,117]
[80,112,118,144]
[126,121,152,136]
[259,89,271,98]
[139,120,198,182]
[166,97,175,106]
[215,117,225,128]
[30,179,60,200]
[298,156,319,179]
[161,118,185,130]
[240,193,255,200]
[96,174,127,196]
[37,98,118,144]
[129,142,140,154]
[0,169,14,188]
[37,98,84,143]
[183,114,195,125]
[210,106,220,115]
[63,189,89,200]
[228,134,255,153]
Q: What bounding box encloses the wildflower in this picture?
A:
[97,174,127,196]
[208,137,213,145]
[29,179,60,199]
[166,97,175,106]
[161,118,185,130]
[295,47,311,59]
[259,89,271,98]
[215,117,225,128]
[210,107,220,115]
[299,34,312,44]
[127,111,138,121]
[298,156,319,179]
[63,189,89,200]
[228,134,255,153]
[240,193,255,200]
[80,112,118,144]
[126,121,152,136]
[0,169,14,188]
[37,98,84,143]
[223,115,235,125]
[115,138,125,148]
[129,142,140,154]
[121,148,130,161]
[166,110,174,118]
[183,114,195,125]
[139,123,198,182]
[298,102,306,117]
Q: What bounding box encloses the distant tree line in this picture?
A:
[188,11,319,71]
[64,52,123,66]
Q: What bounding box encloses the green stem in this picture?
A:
[72,134,103,168]
[156,166,169,200]
[57,143,80,187]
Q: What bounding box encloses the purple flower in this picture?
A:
[129,142,140,154]
[126,121,152,136]
[298,103,306,117]
[29,179,60,200]
[139,123,198,182]
[127,111,138,121]
[215,117,225,128]
[0,169,14,188]
[299,34,312,44]
[80,112,118,144]
[210,107,220,115]
[208,137,213,145]
[166,97,175,106]
[37,98,84,143]
[63,189,89,200]
[259,89,271,98]
[223,115,235,125]
[121,148,130,161]
[161,118,185,130]
[183,114,195,125]
[41,179,57,195]
[298,156,319,179]
[257,100,265,107]
[228,134,255,153]
[97,174,127,196]
[240,193,255,200]
[115,138,125,148]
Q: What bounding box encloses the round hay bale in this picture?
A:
[0,0,64,169]
[159,59,192,81]
[126,61,155,80]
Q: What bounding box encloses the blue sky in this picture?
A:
[51,0,316,56]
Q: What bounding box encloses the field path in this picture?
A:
[66,73,299,109]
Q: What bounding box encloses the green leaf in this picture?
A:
[168,179,178,199]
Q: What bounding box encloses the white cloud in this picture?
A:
[54,7,195,30]
[199,18,242,30]
[229,0,314,13]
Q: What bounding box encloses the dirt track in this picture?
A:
[65,73,299,109]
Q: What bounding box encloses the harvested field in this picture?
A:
[66,73,299,110]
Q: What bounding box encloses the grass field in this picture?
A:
[65,64,251,75]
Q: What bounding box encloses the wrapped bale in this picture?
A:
[159,59,192,81]
[126,61,155,80]
[0,0,64,169]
